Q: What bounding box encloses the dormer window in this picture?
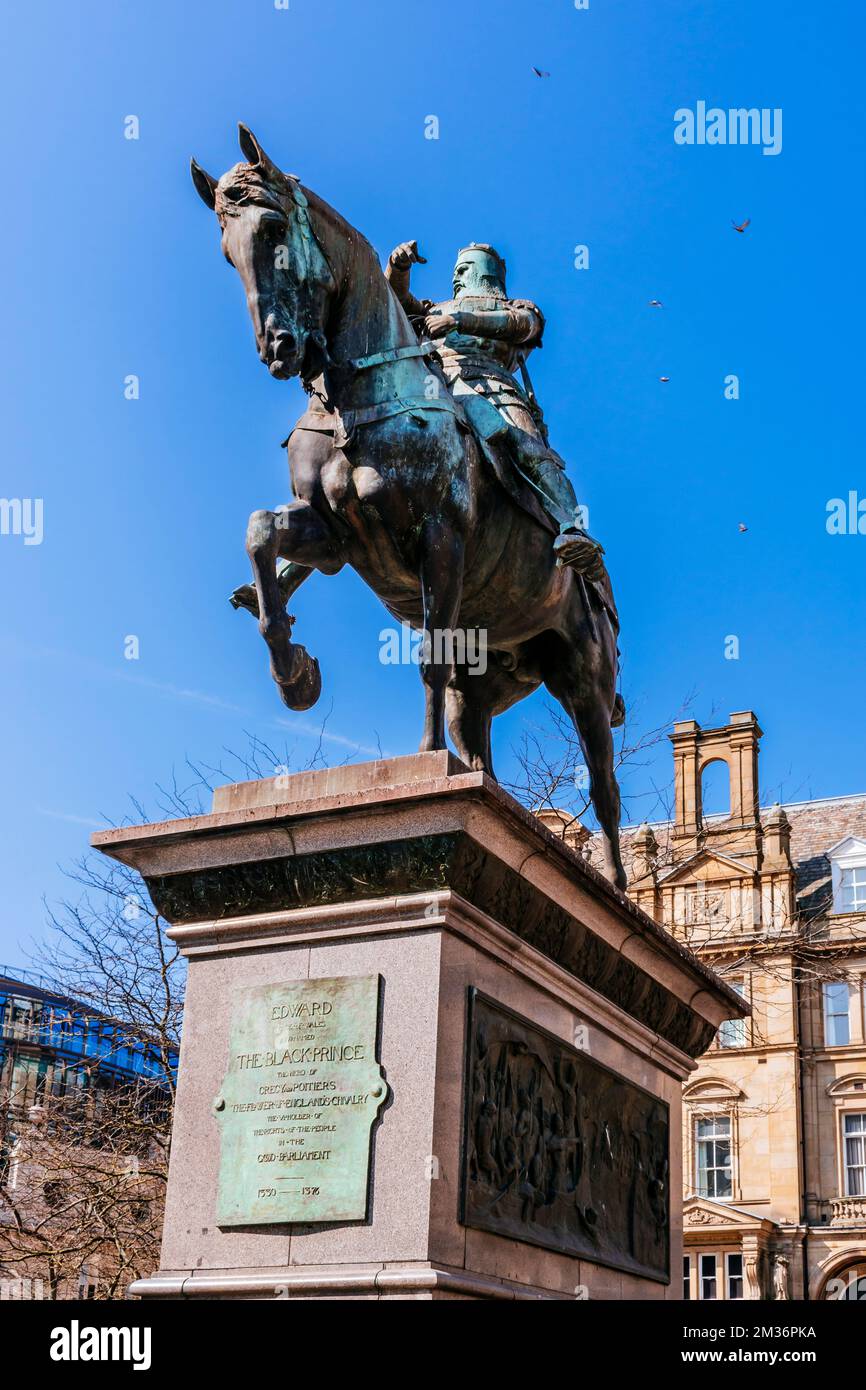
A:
[839,865,866,913]
[828,836,866,914]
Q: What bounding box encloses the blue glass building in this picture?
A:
[0,967,178,1114]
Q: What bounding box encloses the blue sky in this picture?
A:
[1,0,864,964]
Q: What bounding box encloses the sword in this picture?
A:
[517,353,549,445]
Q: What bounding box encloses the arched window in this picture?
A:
[701,759,731,820]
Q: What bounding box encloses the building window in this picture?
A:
[718,979,748,1048]
[700,1254,717,1300]
[6,996,39,1041]
[696,1116,733,1198]
[844,1113,866,1197]
[829,839,866,914]
[824,982,851,1046]
[9,1054,48,1110]
[683,1255,691,1300]
[838,865,866,913]
[726,1252,744,1299]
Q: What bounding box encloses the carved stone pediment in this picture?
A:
[659,848,754,887]
[686,1207,736,1226]
[826,1073,866,1098]
[683,1197,777,1233]
[683,1076,745,1103]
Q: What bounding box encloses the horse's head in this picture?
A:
[191,125,337,381]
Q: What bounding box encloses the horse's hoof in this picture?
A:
[611,693,626,728]
[417,736,447,754]
[230,583,259,616]
[272,647,321,711]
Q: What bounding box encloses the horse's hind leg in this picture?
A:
[541,623,626,890]
[446,652,541,776]
[567,696,626,890]
[446,679,493,773]
[417,519,464,753]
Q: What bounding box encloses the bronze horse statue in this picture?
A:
[191,126,626,887]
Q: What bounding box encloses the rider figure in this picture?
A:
[385,240,606,579]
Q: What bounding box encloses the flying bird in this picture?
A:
[731,218,751,234]
[532,67,551,78]
[738,522,748,533]
[648,299,664,308]
[658,376,671,383]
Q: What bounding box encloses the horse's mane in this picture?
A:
[215,163,382,283]
[304,187,377,261]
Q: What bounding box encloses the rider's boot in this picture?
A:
[528,455,607,582]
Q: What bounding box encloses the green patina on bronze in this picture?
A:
[146,834,716,1058]
[190,126,629,891]
[150,833,457,925]
[215,975,387,1227]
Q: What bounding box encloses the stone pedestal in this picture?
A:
[93,754,745,1301]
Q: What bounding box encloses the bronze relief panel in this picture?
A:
[461,992,670,1282]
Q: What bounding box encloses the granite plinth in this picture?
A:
[93,754,746,1301]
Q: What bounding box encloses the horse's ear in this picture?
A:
[190,158,218,210]
[238,123,282,180]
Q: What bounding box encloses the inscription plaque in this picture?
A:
[461,992,670,1281]
[215,975,387,1226]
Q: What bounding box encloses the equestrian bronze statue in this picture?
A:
[191,126,627,886]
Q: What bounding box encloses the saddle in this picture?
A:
[289,391,558,540]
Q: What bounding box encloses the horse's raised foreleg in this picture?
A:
[246,502,340,711]
[230,559,312,619]
[417,519,465,753]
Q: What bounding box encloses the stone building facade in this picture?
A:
[544,710,866,1301]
